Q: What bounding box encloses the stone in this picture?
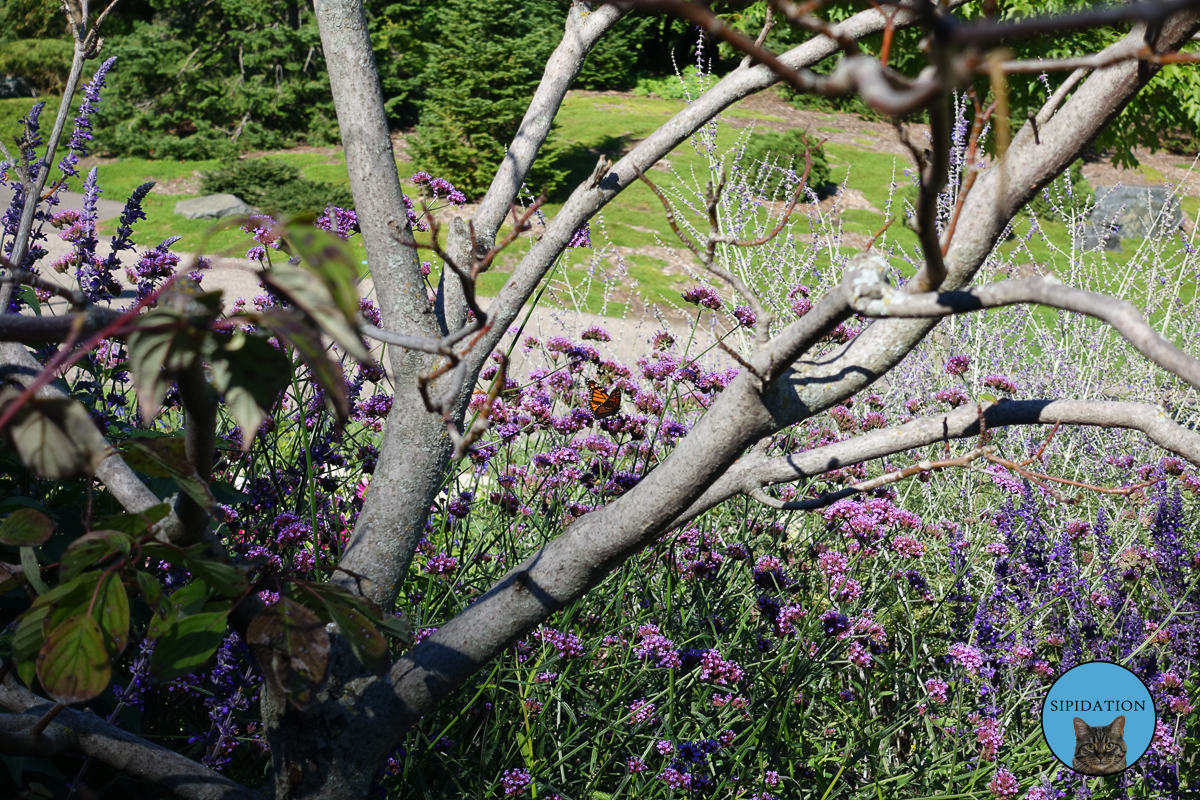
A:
[1074,185,1183,252]
[174,193,253,220]
[0,75,37,99]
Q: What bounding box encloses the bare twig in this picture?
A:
[748,446,992,511]
[629,0,943,116]
[948,0,1198,46]
[0,255,86,307]
[741,4,776,68]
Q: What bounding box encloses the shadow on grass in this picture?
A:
[542,134,637,203]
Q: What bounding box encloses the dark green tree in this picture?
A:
[407,0,566,199]
[94,0,338,159]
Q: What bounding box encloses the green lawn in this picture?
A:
[5,92,1198,315]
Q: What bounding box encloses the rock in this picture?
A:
[1074,185,1183,252]
[0,76,37,99]
[174,193,253,220]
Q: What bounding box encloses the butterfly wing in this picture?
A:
[587,380,622,419]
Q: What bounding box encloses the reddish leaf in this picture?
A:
[247,597,330,709]
[0,508,54,546]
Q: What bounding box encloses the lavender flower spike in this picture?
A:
[59,56,117,178]
[104,180,156,270]
[75,167,120,303]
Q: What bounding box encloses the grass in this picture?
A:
[9,91,1200,317]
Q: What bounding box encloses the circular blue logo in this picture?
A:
[1041,661,1156,776]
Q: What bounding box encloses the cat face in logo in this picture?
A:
[1072,715,1127,775]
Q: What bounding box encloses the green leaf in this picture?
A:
[94,572,130,660]
[125,309,206,420]
[208,331,293,450]
[149,610,230,680]
[326,602,390,677]
[135,570,167,616]
[37,613,111,704]
[19,547,48,595]
[11,573,101,684]
[146,578,214,639]
[59,530,133,582]
[118,436,215,512]
[142,542,248,598]
[263,236,369,362]
[0,508,54,546]
[185,558,249,599]
[0,389,108,479]
[297,580,411,646]
[374,611,413,646]
[284,225,361,322]
[96,504,171,539]
[17,285,40,316]
[256,310,351,422]
[247,597,330,709]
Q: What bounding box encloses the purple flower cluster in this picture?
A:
[944,354,970,375]
[567,222,591,248]
[500,768,532,796]
[681,285,723,310]
[411,172,467,206]
[316,206,359,239]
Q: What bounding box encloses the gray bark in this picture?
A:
[0,675,254,800]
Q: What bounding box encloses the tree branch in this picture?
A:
[0,676,254,800]
[467,0,970,408]
[0,342,187,543]
[848,275,1200,391]
[685,399,1200,522]
[381,7,1200,746]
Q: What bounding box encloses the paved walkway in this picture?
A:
[22,219,737,381]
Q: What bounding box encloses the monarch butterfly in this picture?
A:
[586,379,622,419]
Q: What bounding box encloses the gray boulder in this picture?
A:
[174,193,253,220]
[1075,184,1183,252]
[0,76,37,99]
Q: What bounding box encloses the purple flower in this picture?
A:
[358,394,393,419]
[500,768,532,796]
[924,679,948,703]
[820,610,850,638]
[629,698,655,724]
[987,768,1018,798]
[567,222,591,248]
[424,552,459,575]
[948,642,985,675]
[682,285,723,310]
[934,385,970,407]
[627,756,648,773]
[59,57,116,177]
[733,305,756,327]
[944,354,970,375]
[316,206,359,239]
[580,325,610,342]
[981,374,1018,393]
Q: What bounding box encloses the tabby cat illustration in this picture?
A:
[1072,715,1128,775]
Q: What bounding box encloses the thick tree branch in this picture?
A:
[0,308,122,343]
[380,8,1200,745]
[849,275,1200,391]
[471,2,627,244]
[0,676,253,800]
[0,342,187,543]
[684,399,1200,522]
